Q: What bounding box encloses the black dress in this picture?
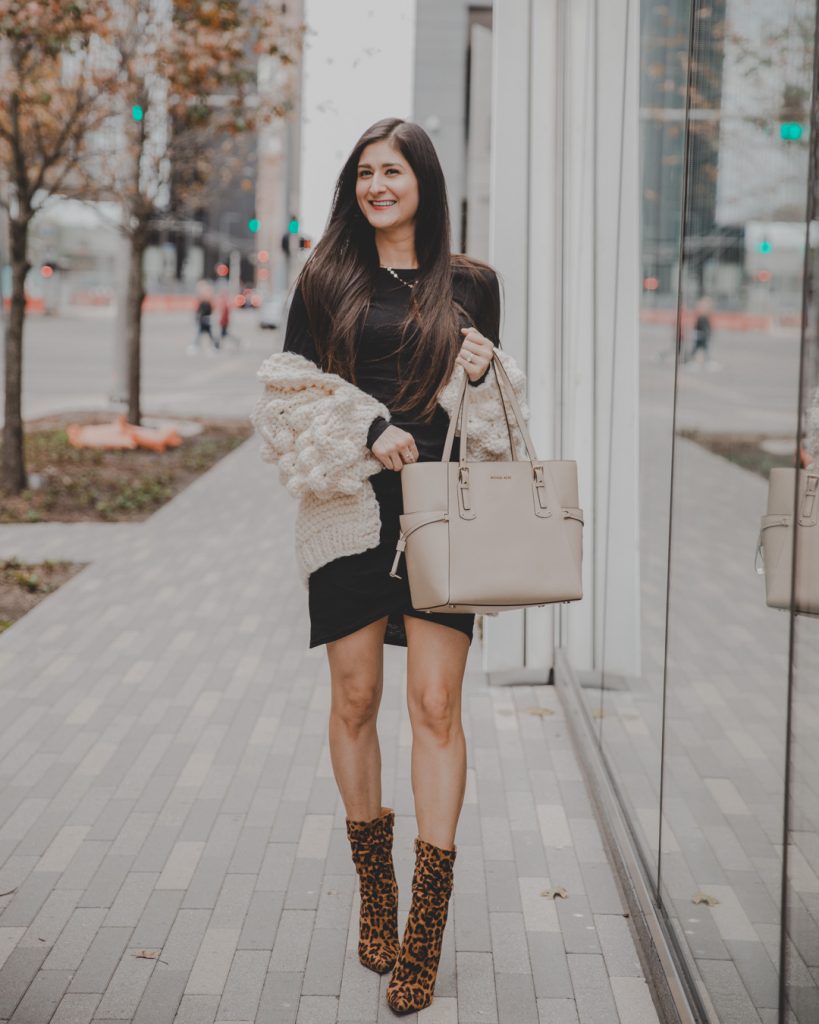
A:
[283,263,500,648]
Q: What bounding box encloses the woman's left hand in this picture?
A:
[457,326,495,382]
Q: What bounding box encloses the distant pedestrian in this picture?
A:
[686,296,714,366]
[188,283,218,354]
[218,293,240,349]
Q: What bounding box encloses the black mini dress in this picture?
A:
[282,263,500,648]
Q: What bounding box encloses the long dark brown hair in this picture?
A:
[297,116,500,421]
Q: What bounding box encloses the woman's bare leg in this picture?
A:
[403,616,470,849]
[326,616,389,821]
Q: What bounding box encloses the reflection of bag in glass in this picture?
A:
[756,466,819,614]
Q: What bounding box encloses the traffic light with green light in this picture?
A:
[248,217,260,233]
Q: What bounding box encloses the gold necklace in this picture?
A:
[380,265,417,290]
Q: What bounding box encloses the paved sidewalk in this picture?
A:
[0,437,658,1024]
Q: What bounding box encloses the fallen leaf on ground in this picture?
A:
[540,887,569,900]
[692,892,719,906]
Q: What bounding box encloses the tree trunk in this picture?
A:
[1,218,31,494]
[126,223,147,425]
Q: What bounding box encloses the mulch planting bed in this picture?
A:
[0,412,253,523]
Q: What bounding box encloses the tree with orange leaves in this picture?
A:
[102,0,302,426]
[0,0,119,493]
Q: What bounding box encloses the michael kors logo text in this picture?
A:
[490,474,512,479]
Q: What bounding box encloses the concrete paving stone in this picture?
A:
[519,879,560,934]
[284,858,325,912]
[94,946,157,1019]
[484,860,522,913]
[56,841,109,892]
[215,948,270,1021]
[184,926,241,997]
[132,968,188,1024]
[270,911,315,973]
[245,789,283,832]
[177,800,222,844]
[228,827,271,874]
[156,908,211,973]
[107,813,156,858]
[257,843,298,892]
[480,817,514,862]
[567,954,620,1024]
[527,932,573,1000]
[172,993,220,1024]
[455,951,498,1023]
[696,958,760,1024]
[210,873,255,931]
[296,815,333,860]
[8,967,72,1024]
[131,823,187,875]
[77,854,134,909]
[314,875,354,932]
[337,952,380,1021]
[103,872,159,928]
[495,972,538,1024]
[302,928,346,996]
[257,970,303,1024]
[544,848,586,898]
[296,995,339,1024]
[454,891,491,952]
[455,803,482,846]
[34,825,89,873]
[536,998,579,1024]
[512,830,550,878]
[18,887,81,947]
[130,889,184,949]
[0,928,25,970]
[50,992,101,1024]
[593,915,643,978]
[270,802,310,844]
[67,925,131,995]
[580,862,624,916]
[0,870,62,928]
[0,946,50,1019]
[490,912,530,973]
[42,907,106,971]
[609,977,659,1024]
[238,890,284,949]
[156,842,206,890]
[181,856,232,910]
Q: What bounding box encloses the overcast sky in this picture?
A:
[300,0,417,242]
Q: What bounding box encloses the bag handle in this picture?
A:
[442,353,537,465]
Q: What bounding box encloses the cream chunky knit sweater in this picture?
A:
[249,348,530,583]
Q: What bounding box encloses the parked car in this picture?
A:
[259,293,287,330]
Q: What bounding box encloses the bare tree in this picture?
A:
[0,0,119,493]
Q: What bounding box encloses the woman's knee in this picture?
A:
[409,685,460,742]
[330,669,381,731]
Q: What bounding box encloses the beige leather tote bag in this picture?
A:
[389,356,584,613]
[756,465,819,614]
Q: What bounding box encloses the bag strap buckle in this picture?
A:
[532,464,551,516]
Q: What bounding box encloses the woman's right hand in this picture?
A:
[371,425,419,472]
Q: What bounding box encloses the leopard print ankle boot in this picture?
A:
[346,806,400,974]
[386,836,457,1015]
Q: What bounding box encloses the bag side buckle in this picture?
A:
[458,466,476,520]
[533,464,551,516]
[800,473,819,526]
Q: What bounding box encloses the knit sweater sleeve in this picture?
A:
[249,351,388,498]
[437,348,531,462]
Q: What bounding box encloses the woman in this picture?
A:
[250,117,528,1015]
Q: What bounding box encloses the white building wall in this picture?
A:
[487,0,641,678]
